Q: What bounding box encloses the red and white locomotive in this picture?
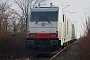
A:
[26,6,72,50]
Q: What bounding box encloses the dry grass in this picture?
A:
[79,32,90,60]
[0,31,29,59]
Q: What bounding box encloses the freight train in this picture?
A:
[26,6,76,50]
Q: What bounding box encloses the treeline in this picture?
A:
[79,13,90,59]
[0,0,47,59]
[0,2,27,59]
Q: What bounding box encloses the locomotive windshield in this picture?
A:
[30,11,58,22]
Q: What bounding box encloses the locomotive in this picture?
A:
[26,6,76,50]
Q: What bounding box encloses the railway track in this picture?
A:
[25,54,37,60]
[25,41,76,60]
[49,42,75,60]
[25,53,56,60]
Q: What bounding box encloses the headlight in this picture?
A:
[30,33,36,37]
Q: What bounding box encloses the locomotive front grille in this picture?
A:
[27,40,34,45]
[50,40,58,45]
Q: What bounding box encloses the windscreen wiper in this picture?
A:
[35,12,51,24]
[35,17,42,24]
[35,17,51,24]
[44,17,50,23]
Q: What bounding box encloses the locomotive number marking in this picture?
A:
[40,34,46,37]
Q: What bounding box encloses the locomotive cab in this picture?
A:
[26,7,61,50]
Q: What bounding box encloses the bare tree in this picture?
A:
[79,10,90,60]
[85,15,90,34]
[8,9,22,36]
[0,2,23,37]
[0,3,10,35]
[14,0,47,29]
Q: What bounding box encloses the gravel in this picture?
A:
[53,41,79,60]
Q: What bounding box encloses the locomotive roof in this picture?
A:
[36,7,59,8]
[31,7,59,12]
